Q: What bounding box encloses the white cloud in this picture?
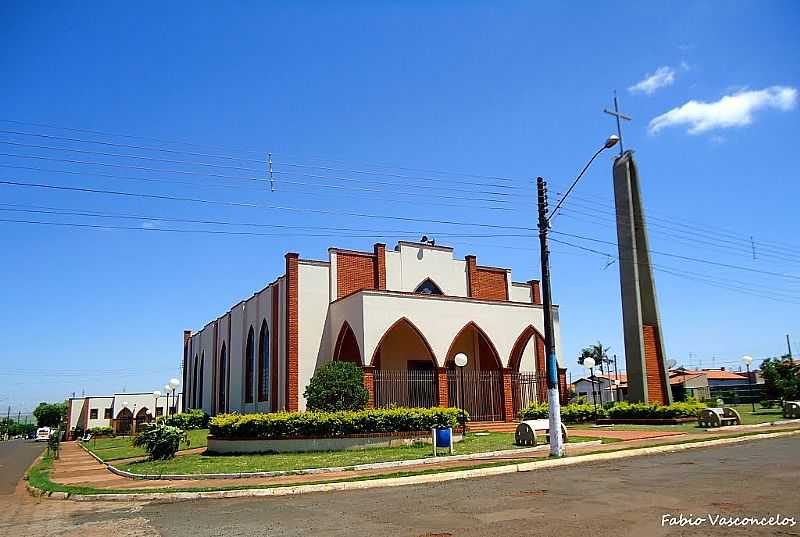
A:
[628,66,676,95]
[141,221,160,229]
[648,86,798,134]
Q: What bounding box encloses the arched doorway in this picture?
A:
[445,322,504,421]
[115,407,133,436]
[508,326,548,411]
[134,407,150,433]
[333,322,361,365]
[371,318,437,408]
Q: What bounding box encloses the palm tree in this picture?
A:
[578,342,612,377]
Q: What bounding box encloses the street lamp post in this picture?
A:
[536,134,619,458]
[169,378,179,415]
[164,384,172,416]
[152,391,161,420]
[583,357,599,424]
[454,353,468,436]
[742,355,755,413]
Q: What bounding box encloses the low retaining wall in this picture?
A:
[595,417,696,425]
[207,432,464,454]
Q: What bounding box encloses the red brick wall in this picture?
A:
[558,368,569,406]
[437,367,449,407]
[285,254,299,412]
[362,366,375,408]
[528,280,541,305]
[502,368,514,421]
[337,252,376,299]
[643,324,668,404]
[465,255,508,300]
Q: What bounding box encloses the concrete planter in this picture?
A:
[207,431,464,454]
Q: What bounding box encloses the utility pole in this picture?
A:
[787,334,793,359]
[537,177,565,458]
[613,353,620,401]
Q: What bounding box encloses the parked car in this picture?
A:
[35,427,51,442]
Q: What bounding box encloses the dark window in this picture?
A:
[218,343,227,412]
[156,407,163,417]
[90,409,98,419]
[244,326,255,403]
[192,353,199,409]
[258,321,270,402]
[170,406,178,415]
[198,351,204,408]
[104,408,112,419]
[414,279,443,295]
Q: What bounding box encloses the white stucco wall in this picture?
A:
[297,262,331,411]
[385,243,469,296]
[85,397,114,429]
[509,282,533,303]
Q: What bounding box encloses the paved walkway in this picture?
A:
[45,422,800,493]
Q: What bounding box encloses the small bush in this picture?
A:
[209,407,465,439]
[87,426,114,437]
[132,423,189,460]
[160,409,209,430]
[760,400,776,409]
[70,425,85,440]
[517,400,706,423]
[304,361,369,412]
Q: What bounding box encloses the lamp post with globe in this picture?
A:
[169,378,179,415]
[454,353,468,435]
[742,355,755,413]
[582,357,599,424]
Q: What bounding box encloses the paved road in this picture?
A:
[0,439,43,494]
[4,437,799,536]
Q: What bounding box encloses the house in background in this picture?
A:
[67,392,183,435]
[669,371,710,401]
[573,373,627,404]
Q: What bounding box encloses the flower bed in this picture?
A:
[210,407,465,439]
[518,401,706,424]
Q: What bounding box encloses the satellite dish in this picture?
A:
[666,359,677,370]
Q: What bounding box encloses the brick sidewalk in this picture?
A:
[46,423,800,493]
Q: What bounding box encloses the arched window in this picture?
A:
[218,343,227,413]
[192,354,199,408]
[414,278,443,295]
[244,327,255,403]
[198,352,204,408]
[258,320,270,402]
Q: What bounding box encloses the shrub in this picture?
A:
[88,426,114,437]
[160,409,209,430]
[517,401,706,423]
[760,400,776,409]
[304,361,369,412]
[209,407,466,439]
[132,423,189,460]
[70,425,85,440]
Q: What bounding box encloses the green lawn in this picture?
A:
[117,432,605,476]
[82,428,209,461]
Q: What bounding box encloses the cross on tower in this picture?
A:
[604,90,632,156]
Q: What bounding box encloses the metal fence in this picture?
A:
[374,369,438,409]
[708,384,766,405]
[447,369,504,421]
[511,372,546,416]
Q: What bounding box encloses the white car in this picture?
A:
[35,427,51,442]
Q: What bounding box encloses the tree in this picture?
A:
[33,402,67,428]
[304,361,369,412]
[761,357,800,401]
[577,342,613,375]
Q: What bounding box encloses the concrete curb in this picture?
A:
[106,441,601,481]
[47,429,800,502]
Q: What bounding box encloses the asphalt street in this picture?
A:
[3,436,799,536]
[0,439,43,494]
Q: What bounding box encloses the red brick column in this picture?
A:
[535,335,547,403]
[373,243,386,290]
[558,368,569,406]
[285,253,299,412]
[362,366,375,408]
[465,255,477,297]
[437,367,449,407]
[502,368,514,421]
[527,279,541,305]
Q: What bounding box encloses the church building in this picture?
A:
[182,241,567,422]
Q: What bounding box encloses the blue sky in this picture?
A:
[1,1,798,412]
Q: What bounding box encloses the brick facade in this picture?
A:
[465,255,508,300]
[285,253,299,412]
[643,324,668,404]
[528,279,542,305]
[437,367,449,407]
[373,243,387,290]
[362,365,375,408]
[502,368,514,420]
[336,251,377,299]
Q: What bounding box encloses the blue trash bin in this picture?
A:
[435,427,452,448]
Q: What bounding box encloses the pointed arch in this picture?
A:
[244,326,255,403]
[198,351,204,409]
[370,317,437,368]
[445,321,502,370]
[192,353,199,408]
[257,319,270,403]
[333,321,362,365]
[414,278,444,295]
[218,342,228,413]
[508,325,546,374]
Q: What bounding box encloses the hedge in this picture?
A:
[209,407,466,439]
[518,401,706,423]
[87,426,114,436]
[158,409,209,430]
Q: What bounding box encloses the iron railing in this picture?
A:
[373,369,438,409]
[447,369,504,421]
